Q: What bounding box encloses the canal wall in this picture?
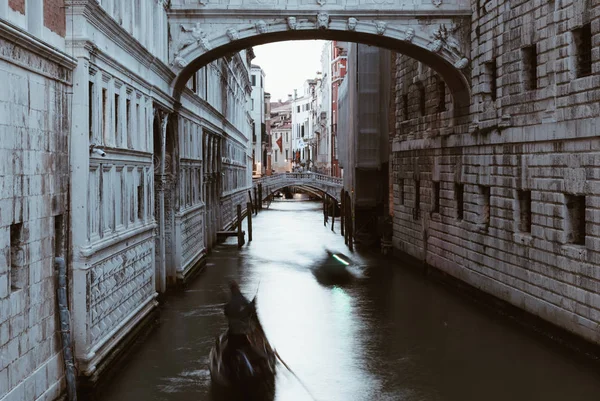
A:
[391,0,600,346]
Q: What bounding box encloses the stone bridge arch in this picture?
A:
[168,1,473,117]
[254,173,343,202]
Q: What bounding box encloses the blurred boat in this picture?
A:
[209,298,276,400]
[313,251,353,285]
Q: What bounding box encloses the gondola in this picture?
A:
[209,298,277,400]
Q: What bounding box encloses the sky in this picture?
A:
[252,40,327,102]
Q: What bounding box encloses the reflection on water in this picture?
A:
[100,200,600,401]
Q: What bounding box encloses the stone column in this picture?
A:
[154,110,168,293]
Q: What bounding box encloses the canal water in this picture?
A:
[100,200,600,401]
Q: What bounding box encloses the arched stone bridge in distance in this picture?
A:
[167,0,473,120]
[253,173,343,202]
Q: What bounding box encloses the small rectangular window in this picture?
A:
[522,46,538,90]
[89,82,94,141]
[10,223,25,292]
[437,80,447,112]
[480,185,491,226]
[399,178,405,205]
[518,190,532,233]
[102,88,108,141]
[414,179,420,220]
[432,181,440,214]
[573,24,592,78]
[566,194,586,245]
[251,75,256,86]
[418,85,426,116]
[402,94,409,120]
[485,60,498,101]
[137,183,144,220]
[114,93,120,145]
[274,150,278,162]
[126,99,132,149]
[455,183,464,221]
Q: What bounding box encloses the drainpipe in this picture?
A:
[55,257,77,401]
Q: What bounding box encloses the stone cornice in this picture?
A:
[67,0,175,83]
[0,19,76,82]
[168,9,473,18]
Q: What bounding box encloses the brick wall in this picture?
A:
[43,0,66,37]
[0,34,71,401]
[8,0,25,14]
[391,0,600,344]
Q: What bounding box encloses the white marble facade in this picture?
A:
[1,0,252,398]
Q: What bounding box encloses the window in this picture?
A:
[522,46,538,90]
[274,150,278,162]
[399,178,405,205]
[89,82,94,140]
[573,24,592,78]
[10,223,25,292]
[565,194,586,245]
[480,185,491,227]
[285,149,289,160]
[102,88,108,142]
[301,125,305,138]
[251,75,256,86]
[432,181,440,214]
[126,99,132,149]
[192,72,198,93]
[437,79,447,112]
[251,99,254,111]
[413,180,420,219]
[402,94,409,120]
[485,60,498,101]
[518,190,532,233]
[114,93,120,145]
[297,105,300,113]
[418,84,425,116]
[455,183,464,220]
[286,132,289,142]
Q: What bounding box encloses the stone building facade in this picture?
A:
[391,0,600,345]
[1,0,253,399]
[1,1,74,400]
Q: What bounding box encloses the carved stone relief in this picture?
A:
[287,17,298,30]
[317,13,330,29]
[347,17,358,31]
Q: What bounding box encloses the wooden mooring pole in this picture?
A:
[237,204,244,248]
[253,187,258,214]
[340,189,345,237]
[331,197,335,232]
[247,202,253,242]
[258,184,263,210]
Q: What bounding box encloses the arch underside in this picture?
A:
[170,17,472,114]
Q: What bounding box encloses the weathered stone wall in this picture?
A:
[0,25,73,401]
[391,0,600,344]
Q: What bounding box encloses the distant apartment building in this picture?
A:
[270,97,293,173]
[250,65,267,176]
[291,80,318,170]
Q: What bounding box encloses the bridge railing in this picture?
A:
[253,172,342,187]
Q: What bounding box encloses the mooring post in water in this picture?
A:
[258,184,263,210]
[237,204,244,248]
[247,202,253,242]
[323,194,327,226]
[348,205,353,251]
[254,186,258,213]
[331,199,335,232]
[248,190,253,207]
[340,189,345,237]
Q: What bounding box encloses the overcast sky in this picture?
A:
[252,40,326,102]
